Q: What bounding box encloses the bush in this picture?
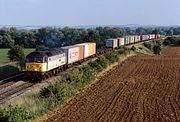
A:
[105,52,119,64]
[81,65,95,83]
[89,60,104,73]
[155,40,162,46]
[164,36,180,46]
[39,83,66,103]
[153,45,161,55]
[130,46,136,51]
[163,39,171,46]
[66,68,83,84]
[0,105,35,122]
[117,48,126,54]
[96,56,108,69]
[143,42,152,50]
[138,47,143,50]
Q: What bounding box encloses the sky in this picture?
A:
[0,0,180,26]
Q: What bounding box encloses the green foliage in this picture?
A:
[39,83,65,103]
[0,105,35,122]
[36,45,48,51]
[163,39,171,46]
[143,42,152,50]
[155,40,162,46]
[118,48,126,54]
[166,30,173,36]
[130,46,136,51]
[164,36,180,46]
[8,45,25,62]
[105,52,119,64]
[66,68,84,84]
[139,47,143,50]
[153,45,161,55]
[81,65,95,84]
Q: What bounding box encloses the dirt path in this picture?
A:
[42,47,180,122]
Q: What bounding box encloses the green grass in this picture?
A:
[0,48,35,65]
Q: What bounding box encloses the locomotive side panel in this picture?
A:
[47,53,66,71]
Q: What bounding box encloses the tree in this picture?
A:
[135,27,145,35]
[153,45,161,55]
[36,45,48,51]
[8,45,25,62]
[166,30,173,36]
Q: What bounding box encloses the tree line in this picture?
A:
[0,26,180,49]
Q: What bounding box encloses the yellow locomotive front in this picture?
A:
[25,52,47,77]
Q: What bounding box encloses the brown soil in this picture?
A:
[42,47,180,122]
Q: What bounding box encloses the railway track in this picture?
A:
[0,73,34,105]
[0,81,34,105]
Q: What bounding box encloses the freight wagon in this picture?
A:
[61,45,80,64]
[117,38,124,47]
[134,35,141,42]
[105,39,118,48]
[124,36,131,45]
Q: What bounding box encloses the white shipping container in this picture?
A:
[61,46,80,64]
[106,39,118,48]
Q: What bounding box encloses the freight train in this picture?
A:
[25,34,160,80]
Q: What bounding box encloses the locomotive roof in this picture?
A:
[27,48,65,57]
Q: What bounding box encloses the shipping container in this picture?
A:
[141,35,145,41]
[124,36,130,45]
[152,34,155,39]
[117,38,124,46]
[129,36,133,44]
[142,35,149,41]
[61,45,80,64]
[149,34,152,39]
[76,43,89,58]
[134,35,139,42]
[78,44,84,60]
[149,34,155,39]
[157,34,161,38]
[105,39,118,48]
[131,36,135,43]
[86,42,96,56]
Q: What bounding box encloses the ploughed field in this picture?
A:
[44,47,180,122]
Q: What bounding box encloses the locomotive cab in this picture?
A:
[25,52,48,77]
